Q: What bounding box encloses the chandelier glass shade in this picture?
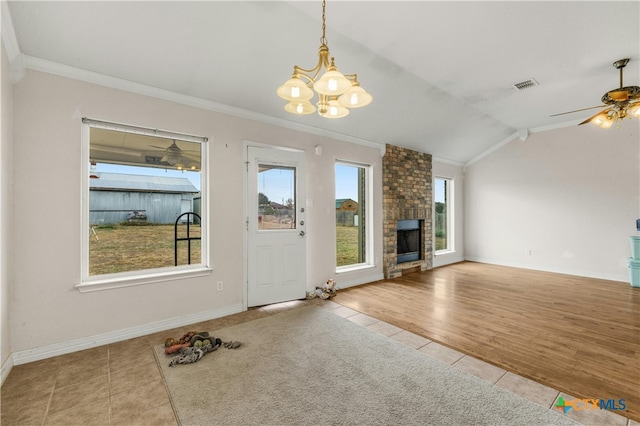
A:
[277,1,372,119]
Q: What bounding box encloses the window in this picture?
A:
[335,162,371,269]
[81,119,208,286]
[434,177,453,252]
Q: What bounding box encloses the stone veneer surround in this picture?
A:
[383,145,433,278]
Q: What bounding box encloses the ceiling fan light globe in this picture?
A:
[629,103,640,117]
[592,115,613,128]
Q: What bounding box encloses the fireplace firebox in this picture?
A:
[397,219,422,263]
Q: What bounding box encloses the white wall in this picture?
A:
[432,160,464,267]
[9,69,383,360]
[1,43,14,379]
[464,122,639,282]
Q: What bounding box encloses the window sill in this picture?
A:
[336,263,375,274]
[435,250,456,256]
[76,266,213,293]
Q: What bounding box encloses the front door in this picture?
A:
[246,146,306,307]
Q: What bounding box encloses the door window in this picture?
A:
[257,165,296,230]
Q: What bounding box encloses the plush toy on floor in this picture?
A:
[307,279,337,300]
[322,279,337,295]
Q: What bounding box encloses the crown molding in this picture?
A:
[432,156,464,167]
[1,2,25,83]
[463,118,584,168]
[464,132,519,167]
[1,2,19,61]
[22,55,385,154]
[528,119,585,134]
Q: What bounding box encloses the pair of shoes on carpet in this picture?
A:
[190,333,213,347]
[190,334,241,351]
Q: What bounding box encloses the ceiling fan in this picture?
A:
[148,140,201,168]
[551,58,640,128]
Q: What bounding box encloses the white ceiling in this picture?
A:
[5,1,640,164]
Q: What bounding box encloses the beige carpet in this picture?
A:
[155,305,578,426]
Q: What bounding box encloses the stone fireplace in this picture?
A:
[383,145,432,279]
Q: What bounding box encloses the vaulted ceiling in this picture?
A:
[5,1,640,163]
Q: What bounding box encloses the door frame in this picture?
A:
[242,141,307,310]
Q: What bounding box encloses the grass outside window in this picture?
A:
[89,224,201,275]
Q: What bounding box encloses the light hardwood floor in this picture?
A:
[332,261,640,423]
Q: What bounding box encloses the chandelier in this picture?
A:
[276,0,372,119]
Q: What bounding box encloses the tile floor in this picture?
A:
[1,299,637,426]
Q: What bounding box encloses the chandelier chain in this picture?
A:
[320,0,327,46]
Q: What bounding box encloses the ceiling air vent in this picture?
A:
[513,78,539,91]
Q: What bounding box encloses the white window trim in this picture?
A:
[434,176,455,255]
[79,119,210,291]
[76,266,213,293]
[336,263,376,274]
[335,160,374,272]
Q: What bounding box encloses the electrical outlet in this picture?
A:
[216,281,223,291]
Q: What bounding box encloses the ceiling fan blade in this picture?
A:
[550,105,606,117]
[91,144,143,157]
[149,145,168,150]
[180,151,201,159]
[579,108,610,125]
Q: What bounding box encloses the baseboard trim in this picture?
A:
[434,255,465,268]
[464,257,628,283]
[1,354,14,386]
[11,303,244,366]
[336,273,384,290]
